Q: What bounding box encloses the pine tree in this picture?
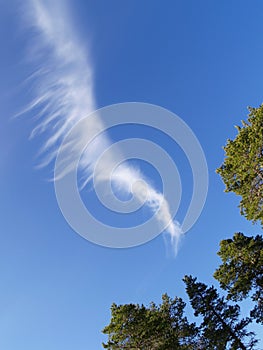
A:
[102,294,199,349]
[214,233,263,324]
[217,105,263,224]
[183,275,257,350]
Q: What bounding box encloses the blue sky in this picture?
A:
[1,0,263,348]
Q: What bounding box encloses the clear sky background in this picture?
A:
[1,0,263,348]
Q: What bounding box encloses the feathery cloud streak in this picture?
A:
[24,0,182,252]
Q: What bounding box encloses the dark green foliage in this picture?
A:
[214,233,263,324]
[102,294,199,349]
[102,279,258,349]
[217,105,263,224]
[183,276,257,350]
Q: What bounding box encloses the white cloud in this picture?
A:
[24,0,182,253]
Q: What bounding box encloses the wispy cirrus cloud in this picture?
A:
[23,0,182,253]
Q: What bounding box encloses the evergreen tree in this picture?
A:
[183,275,257,350]
[217,105,263,224]
[214,233,263,324]
[102,294,199,349]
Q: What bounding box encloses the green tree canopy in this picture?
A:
[103,276,258,349]
[102,294,199,349]
[216,105,263,224]
[214,232,263,324]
